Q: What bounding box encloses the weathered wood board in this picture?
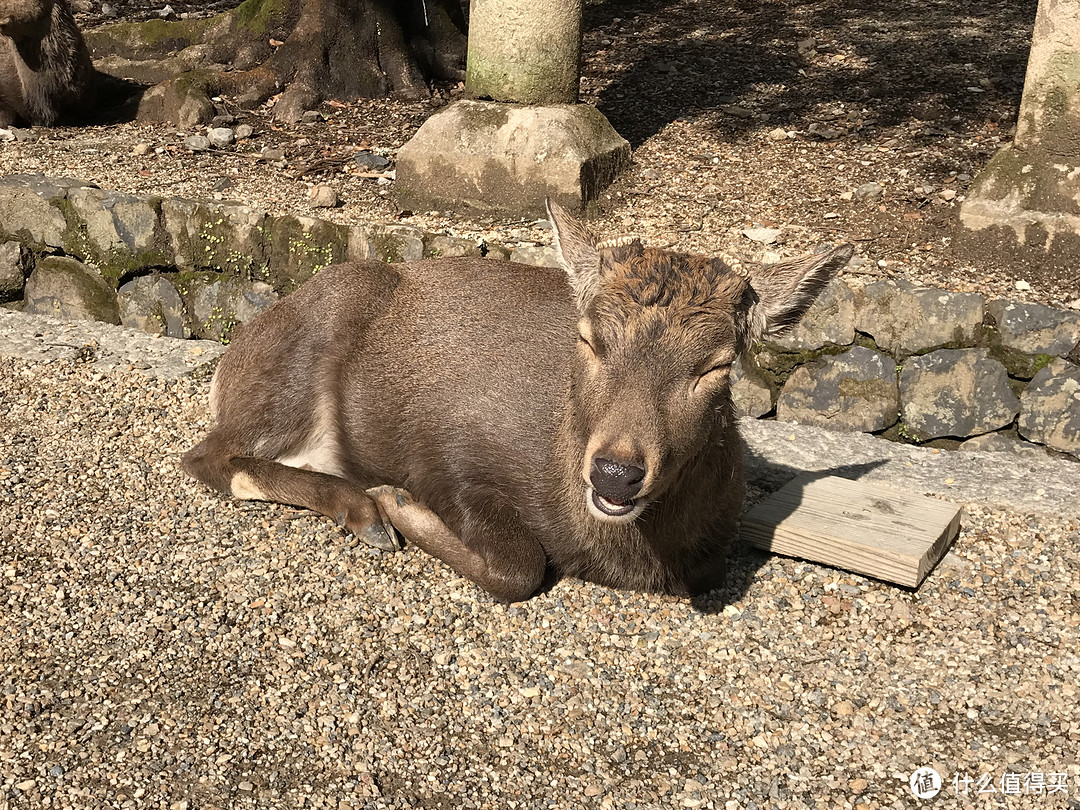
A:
[741,475,962,587]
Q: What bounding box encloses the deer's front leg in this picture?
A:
[182,437,400,551]
[365,486,547,602]
[234,458,404,551]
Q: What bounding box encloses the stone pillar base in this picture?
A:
[958,143,1080,271]
[395,100,630,218]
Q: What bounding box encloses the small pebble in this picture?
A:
[10,127,37,143]
[184,134,211,152]
[353,150,391,171]
[854,181,884,201]
[308,184,339,208]
[207,127,235,149]
[742,227,782,244]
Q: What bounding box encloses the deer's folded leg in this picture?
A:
[182,439,399,551]
[366,485,546,603]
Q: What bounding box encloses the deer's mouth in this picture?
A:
[587,488,646,523]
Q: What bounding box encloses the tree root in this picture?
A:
[86,0,466,125]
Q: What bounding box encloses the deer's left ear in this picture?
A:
[547,199,602,310]
[743,244,854,342]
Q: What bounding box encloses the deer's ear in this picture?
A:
[744,244,853,341]
[547,199,602,310]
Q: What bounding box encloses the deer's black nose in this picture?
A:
[589,456,645,502]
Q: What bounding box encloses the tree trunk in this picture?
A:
[88,0,467,123]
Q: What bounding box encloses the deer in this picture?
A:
[182,202,852,602]
[0,0,94,127]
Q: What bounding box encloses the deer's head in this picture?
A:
[548,201,852,523]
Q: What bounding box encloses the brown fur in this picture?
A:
[0,0,94,126]
[182,203,852,602]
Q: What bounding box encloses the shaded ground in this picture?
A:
[6,0,1067,307]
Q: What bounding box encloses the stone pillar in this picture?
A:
[466,0,582,104]
[396,0,628,218]
[959,0,1080,267]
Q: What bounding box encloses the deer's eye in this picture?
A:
[690,362,733,395]
[577,320,600,355]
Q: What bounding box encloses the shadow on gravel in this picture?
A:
[86,71,145,125]
[585,0,1037,147]
[690,454,888,614]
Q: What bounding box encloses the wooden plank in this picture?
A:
[741,475,961,587]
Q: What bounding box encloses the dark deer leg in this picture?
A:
[182,435,399,551]
[366,485,546,602]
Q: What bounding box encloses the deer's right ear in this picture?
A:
[547,199,602,310]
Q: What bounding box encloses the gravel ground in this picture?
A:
[2,319,1079,809]
[3,1,1080,806]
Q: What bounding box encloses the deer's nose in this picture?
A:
[589,456,646,502]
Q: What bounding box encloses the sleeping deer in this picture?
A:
[183,203,851,601]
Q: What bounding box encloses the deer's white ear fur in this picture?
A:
[547,199,602,310]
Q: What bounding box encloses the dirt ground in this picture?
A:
[7,0,1076,310]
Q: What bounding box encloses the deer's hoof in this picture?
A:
[356,521,400,552]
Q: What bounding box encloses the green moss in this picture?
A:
[750,342,849,389]
[171,69,216,98]
[370,231,415,264]
[465,54,577,105]
[84,15,215,56]
[233,0,289,35]
[984,325,1050,380]
[267,216,348,291]
[56,197,171,288]
[172,270,221,297]
[177,205,269,280]
[880,420,922,445]
[1031,353,1056,375]
[968,145,1034,203]
[33,257,120,323]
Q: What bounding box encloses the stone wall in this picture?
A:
[734,277,1080,458]
[0,174,485,343]
[2,173,1078,458]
